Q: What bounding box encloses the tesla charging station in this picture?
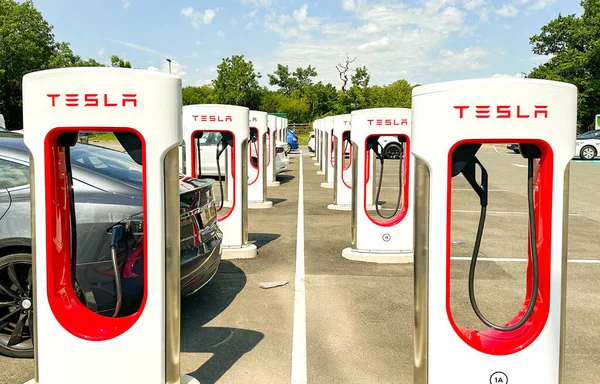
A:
[266,114,280,187]
[321,116,335,188]
[314,119,322,166]
[22,68,196,383]
[183,104,257,259]
[342,108,414,264]
[328,114,353,210]
[318,117,330,176]
[311,119,318,160]
[248,110,272,208]
[412,79,576,384]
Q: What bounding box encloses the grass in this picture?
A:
[86,132,117,142]
[296,132,310,146]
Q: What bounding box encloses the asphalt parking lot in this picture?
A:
[2,144,600,383]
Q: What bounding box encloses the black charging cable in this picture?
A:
[368,137,403,219]
[465,147,540,331]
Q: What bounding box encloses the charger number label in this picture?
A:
[490,372,508,383]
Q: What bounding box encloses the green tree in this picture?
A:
[527,0,599,129]
[46,42,103,68]
[268,64,297,95]
[213,54,262,109]
[110,55,132,68]
[0,0,55,129]
[182,85,216,105]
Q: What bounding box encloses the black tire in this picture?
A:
[580,145,597,160]
[285,143,292,154]
[0,253,34,358]
[384,143,402,159]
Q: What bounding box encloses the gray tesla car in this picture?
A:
[0,132,222,358]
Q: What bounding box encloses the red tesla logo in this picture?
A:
[453,105,548,119]
[367,119,408,126]
[343,120,351,126]
[192,115,233,122]
[47,94,137,107]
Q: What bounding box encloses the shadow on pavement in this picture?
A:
[268,198,287,206]
[181,261,264,384]
[276,174,295,184]
[248,232,281,249]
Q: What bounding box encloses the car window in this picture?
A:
[0,158,29,188]
[70,143,142,185]
[578,131,598,139]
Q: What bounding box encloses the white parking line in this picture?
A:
[492,145,500,153]
[291,151,307,384]
[451,257,600,264]
[512,163,528,168]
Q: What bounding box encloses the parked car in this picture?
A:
[378,136,405,159]
[507,144,520,154]
[308,131,315,152]
[285,130,299,154]
[574,130,600,160]
[0,132,222,358]
[190,132,289,176]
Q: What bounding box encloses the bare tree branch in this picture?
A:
[336,54,357,99]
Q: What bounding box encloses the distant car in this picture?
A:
[285,130,299,154]
[378,136,405,159]
[188,132,289,176]
[574,130,600,160]
[308,132,315,152]
[0,133,222,358]
[507,144,520,154]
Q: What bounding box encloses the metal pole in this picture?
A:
[166,59,172,74]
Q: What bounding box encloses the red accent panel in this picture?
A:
[188,130,236,222]
[363,134,411,227]
[44,127,146,341]
[267,128,271,166]
[446,139,553,355]
[330,129,335,167]
[248,127,259,186]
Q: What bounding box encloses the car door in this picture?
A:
[0,158,30,220]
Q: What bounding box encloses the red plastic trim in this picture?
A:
[363,134,410,227]
[266,128,271,167]
[44,127,146,341]
[189,130,236,222]
[248,127,259,186]
[330,129,335,167]
[446,139,553,355]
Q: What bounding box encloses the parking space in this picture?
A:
[3,144,600,383]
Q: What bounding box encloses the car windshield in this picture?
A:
[577,131,598,139]
[70,143,142,186]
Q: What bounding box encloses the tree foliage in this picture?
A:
[212,54,262,110]
[528,0,600,129]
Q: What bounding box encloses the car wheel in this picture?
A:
[285,143,292,154]
[0,253,34,358]
[384,143,402,159]
[581,145,597,160]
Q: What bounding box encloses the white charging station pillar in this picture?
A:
[311,120,318,159]
[320,116,335,188]
[328,114,353,210]
[314,119,322,166]
[412,79,576,384]
[342,108,414,264]
[23,67,196,384]
[183,104,257,259]
[266,114,280,187]
[248,110,272,209]
[318,117,330,176]
[276,116,282,144]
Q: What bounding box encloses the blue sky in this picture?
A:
[31,0,582,87]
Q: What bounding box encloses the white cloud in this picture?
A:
[123,1,131,9]
[463,0,485,10]
[96,48,105,56]
[342,0,355,11]
[358,36,391,52]
[231,18,238,26]
[439,47,487,70]
[181,7,217,28]
[424,0,456,13]
[248,9,258,17]
[491,73,525,78]
[246,22,254,30]
[241,0,272,7]
[264,12,299,38]
[147,59,188,77]
[496,4,518,17]
[109,39,170,57]
[196,40,201,46]
[293,4,319,31]
[526,0,556,12]
[217,31,225,37]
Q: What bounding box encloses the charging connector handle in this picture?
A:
[109,224,124,318]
